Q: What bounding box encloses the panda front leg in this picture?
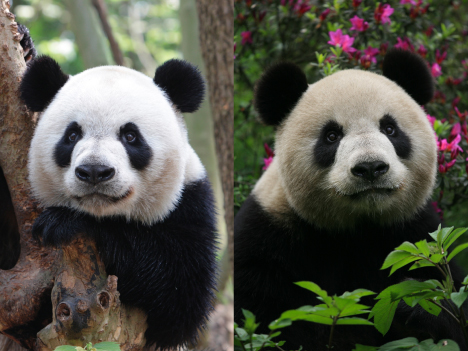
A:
[32,206,97,246]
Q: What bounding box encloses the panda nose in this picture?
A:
[351,161,389,181]
[75,165,115,185]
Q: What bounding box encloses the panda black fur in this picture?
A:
[234,49,466,350]
[20,56,217,350]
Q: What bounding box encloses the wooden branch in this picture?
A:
[36,237,147,351]
[0,2,148,350]
[90,0,124,66]
[195,0,234,280]
[0,2,58,348]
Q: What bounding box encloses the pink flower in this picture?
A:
[349,15,369,32]
[394,37,413,51]
[374,4,394,24]
[263,143,275,170]
[452,96,461,107]
[263,157,273,170]
[424,25,434,37]
[431,63,442,77]
[328,29,356,53]
[241,31,252,45]
[319,9,331,21]
[417,44,427,58]
[352,0,363,8]
[400,0,416,4]
[451,123,461,137]
[435,49,447,64]
[427,114,436,126]
[360,46,379,68]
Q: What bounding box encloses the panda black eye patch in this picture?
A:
[314,121,344,168]
[119,122,152,170]
[379,114,412,159]
[54,121,83,168]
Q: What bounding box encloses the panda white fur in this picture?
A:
[234,49,466,349]
[20,56,217,350]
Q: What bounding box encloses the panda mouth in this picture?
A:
[73,188,133,204]
[349,187,396,199]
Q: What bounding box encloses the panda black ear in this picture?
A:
[20,55,69,112]
[255,62,308,127]
[382,49,434,105]
[153,59,205,113]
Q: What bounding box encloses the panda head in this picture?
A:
[254,49,437,229]
[21,56,206,224]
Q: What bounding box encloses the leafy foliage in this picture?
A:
[55,341,121,351]
[234,226,468,349]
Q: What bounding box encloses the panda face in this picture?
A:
[28,66,205,224]
[273,70,436,229]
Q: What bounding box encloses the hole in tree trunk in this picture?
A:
[0,166,20,270]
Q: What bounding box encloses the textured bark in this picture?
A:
[36,237,147,351]
[195,0,234,280]
[0,2,148,350]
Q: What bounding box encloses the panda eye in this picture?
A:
[326,131,339,143]
[68,132,78,142]
[125,132,136,143]
[384,125,395,136]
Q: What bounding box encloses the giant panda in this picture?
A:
[234,49,466,350]
[19,56,218,350]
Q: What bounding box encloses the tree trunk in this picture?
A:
[0,2,148,350]
[195,0,234,283]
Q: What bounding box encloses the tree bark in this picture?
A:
[195,0,234,282]
[0,2,148,350]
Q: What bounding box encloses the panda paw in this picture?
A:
[17,23,37,63]
[32,207,93,247]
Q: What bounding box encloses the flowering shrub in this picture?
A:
[234,0,468,228]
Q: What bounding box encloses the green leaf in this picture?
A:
[415,240,431,257]
[417,299,442,317]
[428,225,442,241]
[341,289,376,299]
[335,317,374,325]
[462,275,468,285]
[381,251,413,270]
[241,309,260,335]
[444,228,468,250]
[295,281,332,305]
[334,296,357,311]
[300,313,333,325]
[430,254,444,263]
[378,337,419,350]
[438,227,454,246]
[389,256,421,276]
[54,347,79,351]
[370,292,399,336]
[447,243,468,262]
[269,318,292,330]
[451,291,468,308]
[353,345,378,351]
[340,303,371,317]
[235,328,249,341]
[409,260,434,270]
[379,280,438,301]
[395,242,419,255]
[94,342,121,351]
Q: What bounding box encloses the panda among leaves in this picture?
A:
[234,49,466,350]
[20,56,218,350]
